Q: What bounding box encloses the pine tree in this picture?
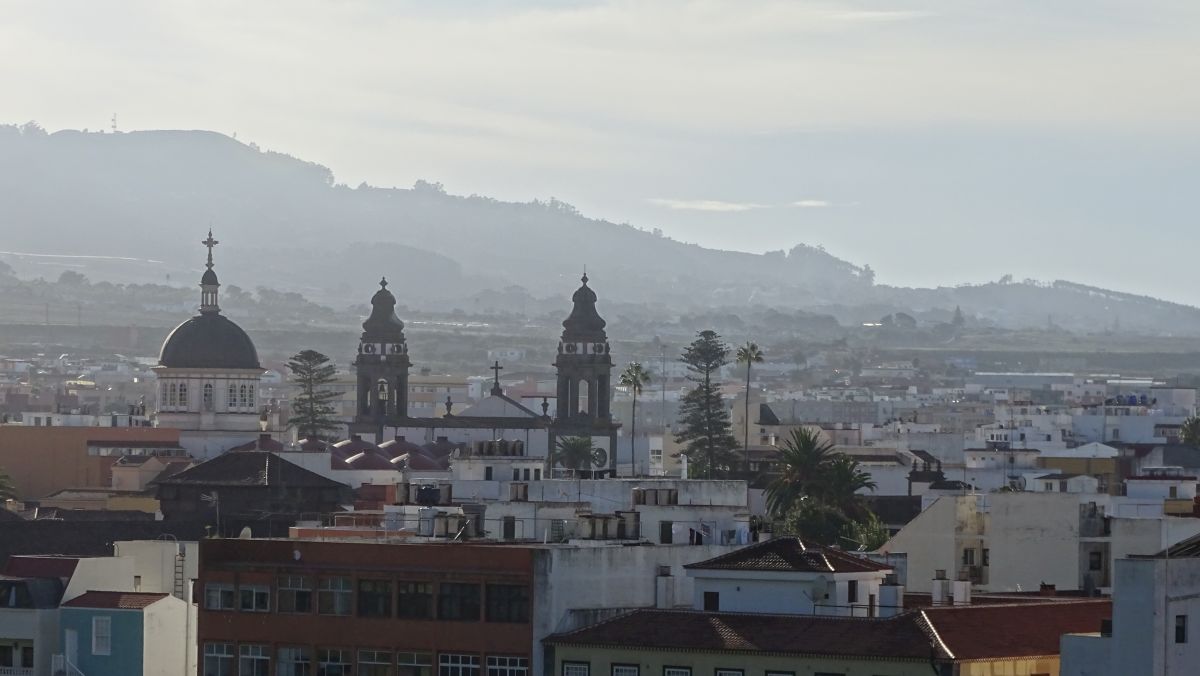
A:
[675,330,739,479]
[287,350,341,439]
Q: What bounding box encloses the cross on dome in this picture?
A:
[490,360,504,395]
[380,277,388,289]
[202,229,219,269]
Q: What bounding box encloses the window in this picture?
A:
[486,584,530,622]
[240,645,271,676]
[1177,614,1188,643]
[248,386,256,408]
[714,671,743,676]
[1089,552,1103,571]
[319,577,353,616]
[612,666,639,676]
[279,575,313,613]
[1044,482,1054,492]
[397,652,432,676]
[203,383,214,410]
[169,382,178,407]
[486,657,528,676]
[358,650,394,676]
[438,654,480,676]
[203,643,234,676]
[278,647,312,676]
[562,664,589,676]
[228,383,238,408]
[358,579,393,618]
[240,384,249,408]
[178,382,188,407]
[534,469,541,480]
[703,591,719,611]
[982,548,990,566]
[437,583,481,621]
[485,467,493,481]
[317,649,351,676]
[205,583,235,610]
[397,582,433,619]
[239,584,271,612]
[660,521,673,544]
[847,580,859,604]
[664,668,691,676]
[962,549,976,566]
[92,616,111,655]
[1170,486,1179,499]
[19,647,32,670]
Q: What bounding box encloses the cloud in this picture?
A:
[792,199,831,208]
[646,198,769,212]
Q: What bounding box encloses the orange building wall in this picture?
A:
[0,426,181,500]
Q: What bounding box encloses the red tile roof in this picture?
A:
[684,537,893,574]
[2,555,79,579]
[546,600,1112,663]
[62,591,169,610]
[921,600,1110,660]
[545,609,941,661]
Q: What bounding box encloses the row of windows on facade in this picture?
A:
[204,578,530,623]
[203,644,527,676]
[564,665,841,676]
[160,381,256,410]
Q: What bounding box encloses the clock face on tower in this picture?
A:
[593,342,605,353]
[390,343,404,354]
[363,343,376,354]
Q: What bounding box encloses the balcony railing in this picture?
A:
[0,667,35,676]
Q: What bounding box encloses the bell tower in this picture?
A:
[353,278,411,438]
[552,273,620,475]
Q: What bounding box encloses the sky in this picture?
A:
[2,0,1198,303]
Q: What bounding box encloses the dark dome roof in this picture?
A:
[201,268,219,286]
[562,273,607,338]
[361,278,406,341]
[159,313,261,370]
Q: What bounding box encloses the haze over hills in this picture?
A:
[2,122,1199,335]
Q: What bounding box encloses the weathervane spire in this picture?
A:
[202,229,219,270]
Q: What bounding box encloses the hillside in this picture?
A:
[1,123,1197,334]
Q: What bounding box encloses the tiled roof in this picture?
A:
[545,609,942,660]
[62,591,169,610]
[684,537,893,574]
[2,555,79,579]
[546,600,1112,662]
[920,600,1111,660]
[155,451,348,489]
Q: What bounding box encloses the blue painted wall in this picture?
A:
[60,608,144,676]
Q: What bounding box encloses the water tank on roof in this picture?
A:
[416,484,440,505]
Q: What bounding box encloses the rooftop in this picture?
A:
[62,590,169,610]
[684,537,892,574]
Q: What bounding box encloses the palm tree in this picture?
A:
[735,341,765,469]
[1182,415,1200,448]
[552,436,595,478]
[819,453,877,521]
[0,466,17,502]
[764,427,836,517]
[619,362,652,476]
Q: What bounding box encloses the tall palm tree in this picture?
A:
[552,436,595,478]
[735,341,765,470]
[1182,415,1200,448]
[619,362,652,476]
[764,427,836,517]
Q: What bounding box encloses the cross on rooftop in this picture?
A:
[490,360,504,395]
[202,229,219,269]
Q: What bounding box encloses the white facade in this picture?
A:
[153,367,264,458]
[687,567,889,618]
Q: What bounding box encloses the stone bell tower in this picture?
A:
[353,278,411,439]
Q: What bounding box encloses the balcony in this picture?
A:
[0,668,34,676]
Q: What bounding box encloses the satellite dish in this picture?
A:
[591,447,608,468]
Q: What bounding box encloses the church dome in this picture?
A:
[561,273,607,337]
[361,277,406,341]
[159,313,261,370]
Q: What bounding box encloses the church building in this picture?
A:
[154,231,266,458]
[348,274,621,477]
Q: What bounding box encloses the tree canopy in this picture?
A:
[675,330,739,479]
[287,349,341,439]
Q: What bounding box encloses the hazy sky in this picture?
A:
[3,1,1198,303]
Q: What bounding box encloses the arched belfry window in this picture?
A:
[247,386,255,409]
[377,379,390,401]
[203,383,214,411]
[239,385,249,408]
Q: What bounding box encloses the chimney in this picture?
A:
[952,572,971,605]
[1039,583,1056,597]
[654,566,675,609]
[931,570,949,606]
[877,573,905,618]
